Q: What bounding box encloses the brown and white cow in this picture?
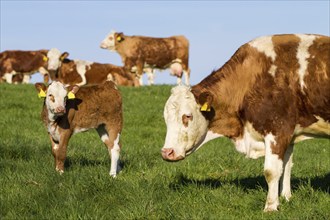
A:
[0,48,68,84]
[100,31,190,86]
[35,80,123,177]
[161,34,330,211]
[56,58,137,86]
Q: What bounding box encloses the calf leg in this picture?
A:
[49,135,69,174]
[280,143,293,201]
[184,68,190,86]
[263,134,284,212]
[97,125,121,177]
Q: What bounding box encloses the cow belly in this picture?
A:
[294,116,330,142]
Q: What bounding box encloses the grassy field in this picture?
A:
[0,83,329,219]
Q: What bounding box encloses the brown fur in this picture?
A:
[0,50,49,83]
[113,32,190,77]
[191,34,330,158]
[57,59,137,86]
[38,81,123,172]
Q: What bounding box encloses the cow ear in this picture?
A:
[199,92,213,112]
[66,85,79,99]
[116,32,124,42]
[35,83,47,98]
[60,52,69,61]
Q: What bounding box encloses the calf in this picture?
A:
[0,48,68,84]
[161,34,330,211]
[57,58,137,86]
[35,80,123,176]
[100,31,190,85]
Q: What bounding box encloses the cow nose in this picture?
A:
[161,148,174,160]
[100,43,107,49]
[55,106,65,114]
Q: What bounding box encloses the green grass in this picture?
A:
[0,83,329,219]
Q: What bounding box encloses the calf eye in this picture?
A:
[182,114,193,127]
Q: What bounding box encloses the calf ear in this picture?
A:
[60,52,69,61]
[199,92,213,112]
[35,83,47,98]
[66,85,79,99]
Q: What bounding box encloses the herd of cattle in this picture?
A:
[2,32,330,212]
[0,31,190,86]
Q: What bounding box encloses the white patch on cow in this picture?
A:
[234,122,265,159]
[48,123,60,143]
[110,133,121,177]
[249,36,276,62]
[22,75,31,84]
[100,31,116,51]
[73,127,89,135]
[53,143,59,151]
[74,60,93,86]
[47,48,62,71]
[294,115,330,142]
[38,67,49,75]
[296,34,317,89]
[107,73,114,82]
[268,64,277,77]
[185,131,222,156]
[263,133,283,212]
[3,71,17,84]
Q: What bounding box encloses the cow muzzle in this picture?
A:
[161,148,185,162]
[54,106,66,115]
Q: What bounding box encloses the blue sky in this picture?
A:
[1,1,329,85]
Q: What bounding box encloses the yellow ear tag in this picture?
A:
[67,91,75,99]
[38,89,46,98]
[201,103,211,112]
[116,36,121,41]
[43,56,48,62]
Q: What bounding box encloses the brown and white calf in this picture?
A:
[0,48,68,84]
[161,34,330,211]
[35,80,123,177]
[100,31,190,86]
[56,58,137,86]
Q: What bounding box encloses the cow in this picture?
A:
[100,31,190,86]
[55,58,138,87]
[0,48,68,84]
[161,34,330,212]
[35,80,123,177]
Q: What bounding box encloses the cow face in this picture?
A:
[161,86,209,161]
[100,31,124,51]
[46,48,69,79]
[35,81,79,120]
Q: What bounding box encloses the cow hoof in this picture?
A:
[110,173,117,178]
[263,203,279,212]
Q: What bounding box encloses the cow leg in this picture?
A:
[96,125,121,177]
[49,135,67,174]
[3,72,14,84]
[177,76,183,85]
[280,143,293,201]
[263,134,284,212]
[184,68,190,86]
[146,69,155,85]
[39,67,49,83]
[22,75,31,84]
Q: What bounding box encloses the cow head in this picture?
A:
[45,48,69,80]
[35,81,79,121]
[100,31,125,51]
[161,86,212,161]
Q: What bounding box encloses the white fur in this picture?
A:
[249,36,276,62]
[295,34,317,90]
[110,134,121,177]
[45,81,68,121]
[100,31,116,51]
[74,60,93,86]
[47,48,63,71]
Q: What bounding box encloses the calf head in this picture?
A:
[45,48,69,79]
[162,86,211,161]
[35,81,79,121]
[100,31,125,51]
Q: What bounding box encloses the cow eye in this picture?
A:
[182,114,193,127]
[48,94,55,103]
[109,36,113,41]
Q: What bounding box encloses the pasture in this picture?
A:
[0,83,329,219]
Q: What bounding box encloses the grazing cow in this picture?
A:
[100,31,190,86]
[161,34,330,211]
[56,58,137,86]
[35,80,123,177]
[0,48,68,84]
